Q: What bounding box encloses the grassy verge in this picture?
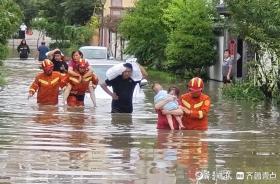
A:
[221,81,265,102]
[0,63,5,86]
[147,68,184,83]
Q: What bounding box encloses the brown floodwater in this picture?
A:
[0,53,280,184]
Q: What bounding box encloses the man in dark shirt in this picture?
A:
[101,63,140,113]
[51,50,68,73]
[37,42,49,61]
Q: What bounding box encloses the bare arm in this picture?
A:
[162,108,183,116]
[68,67,81,77]
[46,48,60,60]
[100,82,118,100]
[154,95,176,110]
[138,64,148,79]
[227,64,232,79]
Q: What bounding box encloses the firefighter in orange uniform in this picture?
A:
[180,77,210,130]
[66,59,98,107]
[28,59,68,105]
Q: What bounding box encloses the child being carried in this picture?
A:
[152,83,185,130]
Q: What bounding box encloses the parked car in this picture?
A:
[79,46,115,66]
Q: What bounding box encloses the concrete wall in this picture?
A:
[209,36,224,81]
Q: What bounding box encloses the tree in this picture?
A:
[0,0,22,60]
[14,0,39,26]
[164,0,216,76]
[118,0,170,67]
[226,0,280,99]
[31,0,100,50]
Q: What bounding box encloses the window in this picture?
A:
[111,9,121,17]
[111,0,122,7]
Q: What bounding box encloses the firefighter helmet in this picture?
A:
[42,59,54,73]
[188,77,204,92]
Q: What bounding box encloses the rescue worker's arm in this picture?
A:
[28,76,39,97]
[82,68,93,79]
[101,81,118,100]
[162,108,183,116]
[186,98,211,120]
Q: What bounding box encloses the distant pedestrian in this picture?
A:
[19,23,27,39]
[17,39,30,60]
[222,49,233,84]
[37,41,49,62]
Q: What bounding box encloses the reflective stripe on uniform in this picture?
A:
[69,77,80,83]
[182,99,191,109]
[204,100,210,106]
[39,79,49,85]
[194,101,203,109]
[50,77,59,85]
[198,110,203,119]
[84,76,92,82]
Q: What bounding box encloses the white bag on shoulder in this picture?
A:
[106,63,126,80]
[126,58,143,81]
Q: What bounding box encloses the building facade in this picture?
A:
[100,0,136,60]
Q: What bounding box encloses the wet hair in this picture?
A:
[71,50,83,59]
[123,63,133,70]
[151,82,160,90]
[168,86,180,97]
[54,50,62,55]
[20,39,26,45]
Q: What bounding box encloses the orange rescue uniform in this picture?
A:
[29,71,68,105]
[67,74,98,106]
[180,93,211,130]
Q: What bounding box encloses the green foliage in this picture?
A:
[0,43,9,61]
[61,0,96,25]
[0,64,6,86]
[118,0,170,67]
[221,81,265,102]
[0,0,22,43]
[14,0,39,26]
[31,0,100,50]
[164,0,216,76]
[225,0,280,100]
[226,0,280,54]
[119,0,216,77]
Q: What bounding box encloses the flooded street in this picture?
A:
[1,55,280,184]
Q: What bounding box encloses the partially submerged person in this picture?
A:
[64,59,98,107]
[180,77,211,130]
[37,41,49,62]
[28,59,68,105]
[101,63,146,113]
[46,49,68,73]
[153,84,184,130]
[17,39,30,60]
[63,50,96,106]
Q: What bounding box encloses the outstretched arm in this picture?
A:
[100,82,118,100]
